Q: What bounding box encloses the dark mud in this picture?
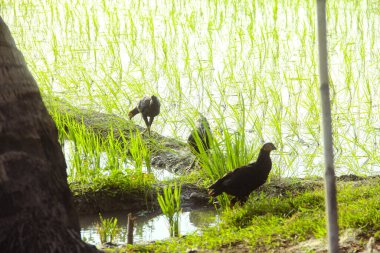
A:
[71,182,211,215]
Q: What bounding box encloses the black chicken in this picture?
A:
[188,115,212,154]
[186,115,212,170]
[129,95,160,135]
[208,142,276,208]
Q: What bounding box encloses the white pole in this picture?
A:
[316,0,339,252]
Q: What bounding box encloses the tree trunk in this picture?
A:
[0,16,99,253]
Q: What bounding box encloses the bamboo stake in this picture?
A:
[316,0,339,252]
[127,213,135,245]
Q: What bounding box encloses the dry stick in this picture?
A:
[127,213,135,245]
[316,0,339,252]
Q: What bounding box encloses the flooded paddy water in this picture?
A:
[2,0,380,178]
[80,208,218,245]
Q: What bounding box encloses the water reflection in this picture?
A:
[80,208,218,245]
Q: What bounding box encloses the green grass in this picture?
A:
[96,214,121,244]
[157,183,182,237]
[49,103,155,193]
[120,177,380,252]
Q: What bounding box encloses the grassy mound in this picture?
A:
[119,176,380,252]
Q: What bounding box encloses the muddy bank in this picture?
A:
[44,97,194,172]
[44,97,210,215]
[71,173,369,216]
[72,183,210,215]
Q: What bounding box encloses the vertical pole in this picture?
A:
[127,213,135,245]
[316,0,339,252]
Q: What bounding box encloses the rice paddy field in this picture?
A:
[1,0,380,179]
[2,0,380,251]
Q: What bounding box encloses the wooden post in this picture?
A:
[127,213,135,245]
[316,0,340,252]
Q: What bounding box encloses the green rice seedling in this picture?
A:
[157,183,182,237]
[49,109,69,146]
[103,135,120,171]
[2,0,380,179]
[195,98,259,209]
[63,119,103,183]
[128,129,152,174]
[96,213,121,244]
[48,105,155,193]
[200,131,256,210]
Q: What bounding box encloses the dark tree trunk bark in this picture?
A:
[0,17,99,253]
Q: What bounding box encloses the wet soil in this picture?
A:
[72,182,211,215]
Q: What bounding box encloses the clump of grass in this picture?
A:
[96,213,121,244]
[127,129,152,173]
[50,109,155,195]
[222,191,325,228]
[157,183,182,237]
[195,106,260,209]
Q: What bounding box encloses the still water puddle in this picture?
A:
[80,208,218,245]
